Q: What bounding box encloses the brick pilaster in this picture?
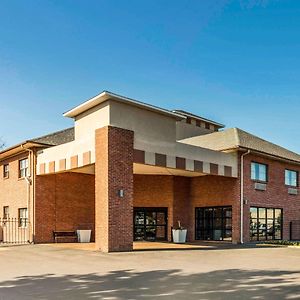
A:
[95,126,134,252]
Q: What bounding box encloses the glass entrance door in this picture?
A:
[134,208,168,241]
[195,206,232,241]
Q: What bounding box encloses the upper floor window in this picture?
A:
[3,164,9,178]
[251,162,268,182]
[19,158,28,178]
[285,169,298,187]
[3,206,9,219]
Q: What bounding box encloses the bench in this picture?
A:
[53,231,78,243]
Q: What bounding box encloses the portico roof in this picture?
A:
[63,91,186,120]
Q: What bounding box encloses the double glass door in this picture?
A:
[195,206,232,241]
[134,208,168,241]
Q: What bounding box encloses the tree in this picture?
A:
[0,138,5,150]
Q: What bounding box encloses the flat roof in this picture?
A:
[63,91,186,120]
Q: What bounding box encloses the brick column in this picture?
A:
[95,126,134,252]
[172,176,192,241]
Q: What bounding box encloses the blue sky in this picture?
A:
[1,0,300,152]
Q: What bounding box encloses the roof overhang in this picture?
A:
[0,142,50,161]
[223,146,300,166]
[63,91,186,120]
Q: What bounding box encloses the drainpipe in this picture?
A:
[240,149,250,244]
[21,144,34,243]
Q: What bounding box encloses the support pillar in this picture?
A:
[95,126,134,252]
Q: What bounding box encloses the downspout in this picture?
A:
[240,149,250,244]
[21,144,34,243]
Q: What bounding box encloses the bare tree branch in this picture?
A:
[0,138,5,150]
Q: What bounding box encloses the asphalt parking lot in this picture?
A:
[0,244,299,299]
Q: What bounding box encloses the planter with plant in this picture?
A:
[172,221,187,244]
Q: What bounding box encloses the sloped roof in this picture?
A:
[182,128,300,163]
[0,127,75,160]
[30,127,74,146]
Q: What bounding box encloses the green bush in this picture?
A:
[262,240,300,246]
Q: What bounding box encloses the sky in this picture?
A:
[1,0,300,152]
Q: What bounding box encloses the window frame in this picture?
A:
[251,161,268,183]
[285,169,298,187]
[3,164,9,179]
[3,206,9,219]
[18,208,28,228]
[19,158,29,178]
[250,206,283,241]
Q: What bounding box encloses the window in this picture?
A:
[18,208,28,227]
[134,208,168,241]
[3,206,9,219]
[3,164,9,178]
[250,207,282,241]
[285,169,298,187]
[19,159,28,178]
[195,206,232,241]
[251,162,267,182]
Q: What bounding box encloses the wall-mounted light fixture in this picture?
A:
[118,189,125,198]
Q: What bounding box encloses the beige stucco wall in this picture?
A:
[176,120,213,141]
[110,101,177,154]
[74,101,110,140]
[37,99,238,176]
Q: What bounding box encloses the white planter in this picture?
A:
[77,230,91,243]
[172,229,187,244]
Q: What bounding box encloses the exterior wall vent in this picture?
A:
[254,182,267,191]
[288,188,298,195]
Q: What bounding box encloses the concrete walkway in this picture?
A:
[0,244,299,299]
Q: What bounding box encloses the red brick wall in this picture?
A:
[133,174,239,242]
[95,126,134,252]
[189,175,240,242]
[242,154,300,241]
[35,172,95,243]
[133,175,174,240]
[0,153,30,219]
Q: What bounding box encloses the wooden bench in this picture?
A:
[53,231,78,243]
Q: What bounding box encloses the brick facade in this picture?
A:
[0,153,31,220]
[35,172,95,243]
[242,154,300,242]
[133,174,240,243]
[95,126,134,252]
[2,132,300,250]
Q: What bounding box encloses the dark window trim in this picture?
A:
[3,164,9,179]
[285,169,299,187]
[133,207,168,241]
[250,206,283,241]
[251,161,269,183]
[195,206,232,242]
[3,206,9,219]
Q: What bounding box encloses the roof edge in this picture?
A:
[63,90,186,120]
[172,110,225,128]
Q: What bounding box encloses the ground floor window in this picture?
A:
[18,208,28,228]
[134,208,168,241]
[250,207,283,241]
[195,206,232,241]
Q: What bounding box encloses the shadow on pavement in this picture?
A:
[0,268,299,299]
